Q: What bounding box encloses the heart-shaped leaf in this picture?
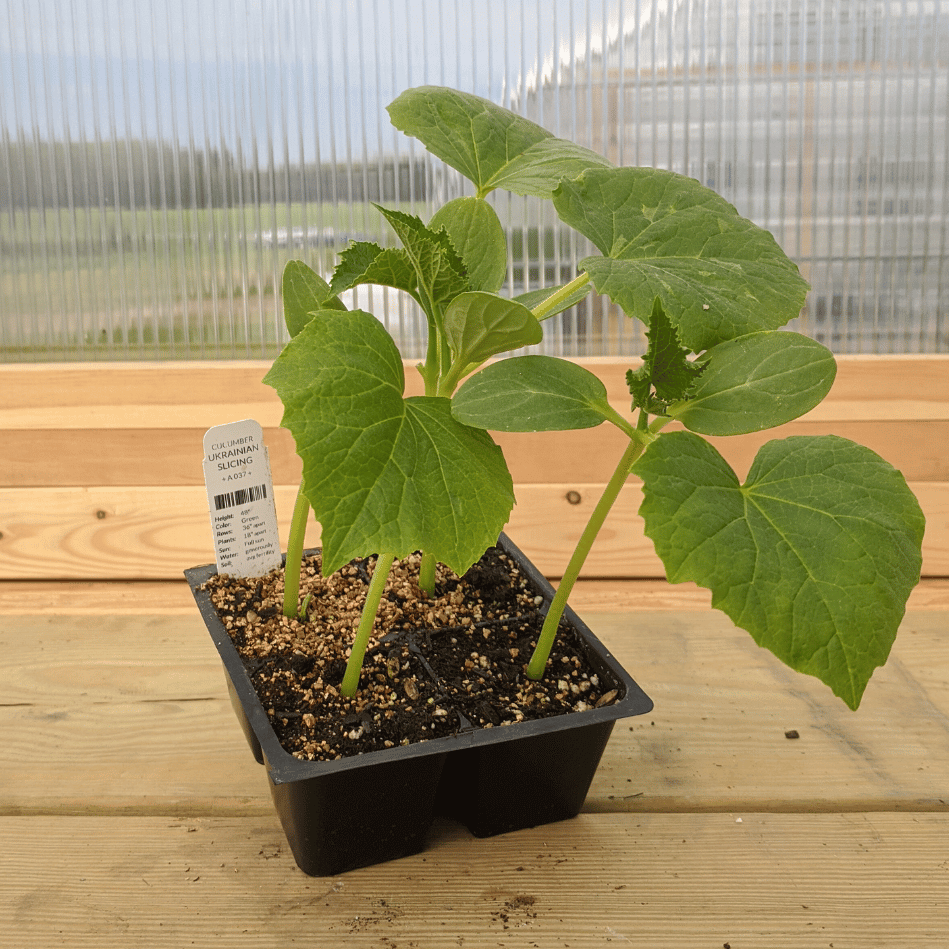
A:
[387,86,609,198]
[453,355,614,432]
[264,310,514,576]
[553,167,809,351]
[443,293,543,378]
[669,332,837,435]
[283,260,345,337]
[634,431,926,709]
[429,197,507,293]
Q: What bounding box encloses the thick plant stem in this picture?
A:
[418,550,437,596]
[530,272,591,321]
[526,436,647,680]
[282,481,312,618]
[341,552,396,698]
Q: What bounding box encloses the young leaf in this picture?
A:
[634,431,926,709]
[329,241,419,299]
[669,332,837,435]
[375,205,470,308]
[387,86,609,198]
[263,309,514,577]
[627,297,706,413]
[443,292,543,379]
[283,260,345,337]
[453,355,616,432]
[429,197,507,293]
[553,167,809,351]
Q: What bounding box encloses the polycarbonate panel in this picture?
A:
[2,0,948,361]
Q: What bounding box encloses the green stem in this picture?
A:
[340,552,396,698]
[418,550,437,596]
[282,481,311,618]
[600,401,639,439]
[434,273,594,399]
[439,323,453,380]
[436,360,468,398]
[526,432,651,680]
[529,272,591,321]
[414,291,441,397]
[649,414,673,436]
[421,314,439,397]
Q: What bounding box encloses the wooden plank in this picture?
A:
[3,426,304,488]
[1,577,948,616]
[0,361,292,410]
[1,481,946,579]
[1,813,947,948]
[0,578,714,615]
[6,415,949,486]
[0,612,272,815]
[7,394,949,431]
[4,356,948,487]
[824,353,949,401]
[3,354,948,410]
[590,610,949,813]
[2,611,947,815]
[565,577,949,613]
[0,484,318,579]
[509,480,947,580]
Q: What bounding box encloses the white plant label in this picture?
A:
[202,419,282,577]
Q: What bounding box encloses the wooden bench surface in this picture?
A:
[2,356,948,945]
[1,581,947,947]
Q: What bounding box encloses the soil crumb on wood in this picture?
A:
[201,546,621,762]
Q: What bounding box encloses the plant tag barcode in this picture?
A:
[202,419,282,578]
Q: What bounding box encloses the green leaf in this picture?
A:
[487,137,613,197]
[443,293,543,378]
[263,310,514,577]
[553,167,809,351]
[375,205,470,308]
[387,86,609,198]
[329,241,418,299]
[429,197,507,293]
[514,281,593,320]
[453,355,614,432]
[282,260,345,337]
[627,297,706,414]
[669,332,837,435]
[634,431,925,709]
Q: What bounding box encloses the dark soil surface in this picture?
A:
[201,545,622,762]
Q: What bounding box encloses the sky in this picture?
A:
[1,0,631,160]
[4,0,939,167]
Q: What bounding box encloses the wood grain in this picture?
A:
[3,357,946,580]
[4,354,949,409]
[6,415,948,486]
[4,357,949,487]
[3,611,947,816]
[2,813,948,948]
[1,481,946,579]
[0,484,318,579]
[0,482,949,580]
[5,395,948,430]
[3,357,947,947]
[3,577,948,614]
